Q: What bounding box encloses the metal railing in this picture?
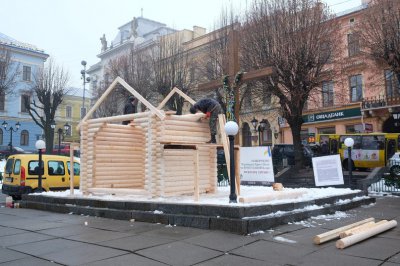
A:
[362,95,400,110]
[368,178,400,193]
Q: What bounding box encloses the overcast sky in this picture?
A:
[1,0,362,89]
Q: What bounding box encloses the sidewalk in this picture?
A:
[0,195,398,265]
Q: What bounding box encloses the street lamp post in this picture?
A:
[225,121,239,203]
[344,137,354,188]
[35,140,46,192]
[51,121,70,155]
[2,121,21,153]
[81,60,91,118]
[259,119,267,146]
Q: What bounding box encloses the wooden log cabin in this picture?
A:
[77,77,222,200]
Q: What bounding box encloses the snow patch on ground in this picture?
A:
[311,211,349,221]
[274,236,297,243]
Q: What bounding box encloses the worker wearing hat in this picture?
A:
[122,95,137,125]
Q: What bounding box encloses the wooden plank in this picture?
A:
[117,77,165,120]
[336,220,397,249]
[78,78,120,129]
[238,190,306,203]
[218,114,230,177]
[235,148,241,196]
[87,187,148,195]
[339,220,388,238]
[166,113,205,122]
[313,218,375,244]
[194,147,199,202]
[157,87,196,109]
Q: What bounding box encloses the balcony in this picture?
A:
[362,95,400,110]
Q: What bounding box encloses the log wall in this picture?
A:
[80,111,218,198]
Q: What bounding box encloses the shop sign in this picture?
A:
[303,108,361,123]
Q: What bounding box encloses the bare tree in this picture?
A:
[152,31,196,114]
[358,0,400,83]
[102,47,154,117]
[241,0,339,167]
[26,59,70,154]
[198,7,245,114]
[0,45,20,95]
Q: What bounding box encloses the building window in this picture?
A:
[66,125,72,137]
[385,70,399,98]
[80,107,86,119]
[322,81,334,107]
[318,127,336,134]
[0,91,5,111]
[20,130,29,146]
[21,94,30,112]
[347,33,360,57]
[350,74,363,102]
[66,105,72,118]
[346,124,365,133]
[22,66,31,81]
[0,129,3,145]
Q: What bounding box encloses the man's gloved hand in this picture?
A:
[205,112,211,118]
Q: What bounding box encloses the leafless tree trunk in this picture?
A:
[26,59,70,154]
[241,0,339,167]
[0,45,20,95]
[358,0,400,82]
[151,32,195,115]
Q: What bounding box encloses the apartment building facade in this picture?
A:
[275,1,400,145]
[0,32,48,152]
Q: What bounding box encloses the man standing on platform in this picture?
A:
[122,96,137,125]
[190,98,222,143]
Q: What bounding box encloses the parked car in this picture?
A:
[272,144,315,174]
[1,154,80,200]
[0,145,30,159]
[51,144,71,155]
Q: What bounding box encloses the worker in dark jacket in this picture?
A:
[122,96,137,125]
[190,98,222,143]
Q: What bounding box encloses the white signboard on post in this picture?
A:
[240,146,274,185]
[312,154,344,186]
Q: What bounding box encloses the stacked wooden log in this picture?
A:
[313,218,397,249]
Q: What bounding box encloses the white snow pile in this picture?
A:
[32,186,363,206]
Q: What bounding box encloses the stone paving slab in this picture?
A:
[0,257,63,266]
[0,247,28,264]
[84,253,168,266]
[0,232,55,247]
[196,254,274,266]
[183,231,257,252]
[136,241,223,265]
[8,238,86,256]
[0,227,27,237]
[64,228,134,244]
[230,239,315,265]
[39,243,129,266]
[98,234,174,252]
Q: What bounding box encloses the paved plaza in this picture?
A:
[0,193,399,266]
